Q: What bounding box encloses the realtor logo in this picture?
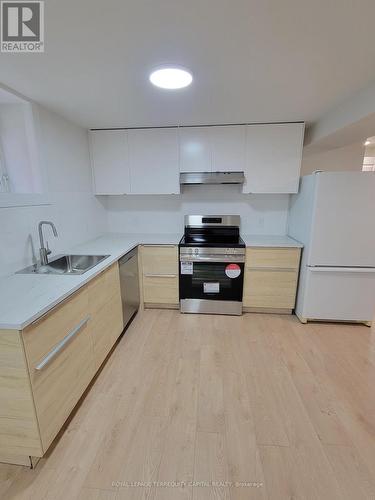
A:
[1,1,44,52]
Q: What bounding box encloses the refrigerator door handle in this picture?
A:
[308,266,375,273]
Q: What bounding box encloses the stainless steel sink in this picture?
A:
[16,254,110,275]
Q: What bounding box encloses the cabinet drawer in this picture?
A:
[0,330,43,458]
[141,245,178,276]
[143,276,179,304]
[87,263,120,313]
[23,288,89,366]
[246,247,300,270]
[88,263,123,370]
[243,269,298,309]
[90,291,123,371]
[22,293,95,450]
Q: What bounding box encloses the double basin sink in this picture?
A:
[17,254,110,275]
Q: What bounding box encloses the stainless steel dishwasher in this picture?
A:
[119,247,140,328]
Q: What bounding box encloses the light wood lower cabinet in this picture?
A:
[243,269,299,310]
[246,247,301,270]
[87,263,123,371]
[0,262,124,466]
[243,247,301,313]
[140,245,179,308]
[143,276,179,305]
[0,330,43,463]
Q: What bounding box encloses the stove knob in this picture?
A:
[194,248,199,255]
[188,248,193,254]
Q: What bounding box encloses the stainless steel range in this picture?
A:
[179,215,245,315]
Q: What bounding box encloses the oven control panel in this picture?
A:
[180,246,245,263]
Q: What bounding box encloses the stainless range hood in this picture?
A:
[180,171,245,185]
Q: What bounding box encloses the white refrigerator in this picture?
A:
[288,171,375,324]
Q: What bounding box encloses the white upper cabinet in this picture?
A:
[210,125,246,172]
[179,127,211,172]
[128,128,180,194]
[179,125,246,173]
[90,130,130,194]
[244,123,305,194]
[90,123,304,195]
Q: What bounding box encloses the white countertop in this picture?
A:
[242,234,303,248]
[0,232,302,330]
[0,233,180,330]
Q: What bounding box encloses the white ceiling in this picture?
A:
[1,0,375,129]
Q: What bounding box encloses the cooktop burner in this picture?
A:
[179,235,246,248]
[179,215,245,248]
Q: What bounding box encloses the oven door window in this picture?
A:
[179,262,244,301]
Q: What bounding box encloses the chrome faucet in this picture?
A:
[38,221,58,266]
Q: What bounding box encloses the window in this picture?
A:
[0,102,42,193]
[362,136,375,172]
[0,86,47,208]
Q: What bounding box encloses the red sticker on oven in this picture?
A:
[225,263,241,278]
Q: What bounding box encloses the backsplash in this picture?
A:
[0,193,106,277]
[105,185,290,235]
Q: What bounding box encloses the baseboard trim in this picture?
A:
[296,313,372,327]
[144,303,179,310]
[243,307,293,315]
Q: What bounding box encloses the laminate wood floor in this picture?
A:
[1,310,375,499]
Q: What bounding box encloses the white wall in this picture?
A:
[301,142,364,175]
[105,184,290,235]
[35,105,93,193]
[305,80,375,147]
[0,105,106,277]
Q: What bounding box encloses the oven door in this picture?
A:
[179,259,244,302]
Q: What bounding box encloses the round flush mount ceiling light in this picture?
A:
[149,66,193,89]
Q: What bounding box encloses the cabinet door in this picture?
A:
[90,130,130,194]
[87,263,123,371]
[245,247,301,270]
[211,125,246,172]
[128,128,179,194]
[143,276,179,304]
[22,288,95,451]
[0,330,43,458]
[243,269,298,309]
[141,245,178,275]
[244,123,304,193]
[179,127,212,172]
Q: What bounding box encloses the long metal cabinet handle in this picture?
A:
[180,256,245,263]
[35,315,91,371]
